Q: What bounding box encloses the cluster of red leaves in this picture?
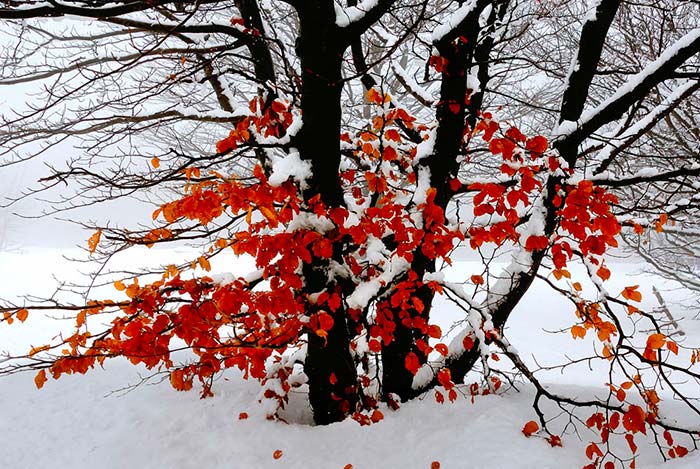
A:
[27,94,472,415]
[583,390,689,468]
[216,96,293,154]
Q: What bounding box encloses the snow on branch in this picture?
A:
[593,80,700,174]
[554,27,700,143]
[590,164,700,188]
[334,0,379,27]
[431,0,494,46]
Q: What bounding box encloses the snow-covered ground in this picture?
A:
[1,248,699,468]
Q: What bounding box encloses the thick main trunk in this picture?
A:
[296,2,358,425]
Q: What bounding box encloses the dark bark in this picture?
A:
[380,262,435,401]
[559,0,621,124]
[295,2,345,206]
[381,0,492,401]
[294,1,358,424]
[234,0,277,90]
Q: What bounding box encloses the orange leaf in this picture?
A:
[260,206,278,224]
[87,229,102,254]
[34,369,47,389]
[114,280,126,291]
[29,344,50,357]
[198,256,211,272]
[522,420,539,437]
[150,157,160,168]
[621,285,642,302]
[16,308,29,323]
[570,325,586,340]
[647,333,666,350]
[76,310,87,328]
[596,266,611,281]
[273,449,283,460]
[602,345,614,360]
[666,340,678,355]
[470,274,484,285]
[370,409,384,423]
[366,88,382,105]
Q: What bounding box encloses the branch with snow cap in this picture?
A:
[554,28,700,147]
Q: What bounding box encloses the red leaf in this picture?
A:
[462,336,474,350]
[675,446,689,458]
[435,390,445,404]
[525,235,549,251]
[427,324,442,339]
[404,352,420,375]
[585,442,603,460]
[317,312,334,331]
[271,100,286,113]
[437,368,452,388]
[522,420,539,437]
[622,405,647,434]
[663,430,674,446]
[273,449,283,460]
[370,409,384,423]
[525,135,548,154]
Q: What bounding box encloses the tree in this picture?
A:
[1,1,699,466]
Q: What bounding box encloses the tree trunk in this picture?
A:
[295,2,359,424]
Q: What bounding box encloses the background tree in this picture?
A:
[1,1,700,466]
